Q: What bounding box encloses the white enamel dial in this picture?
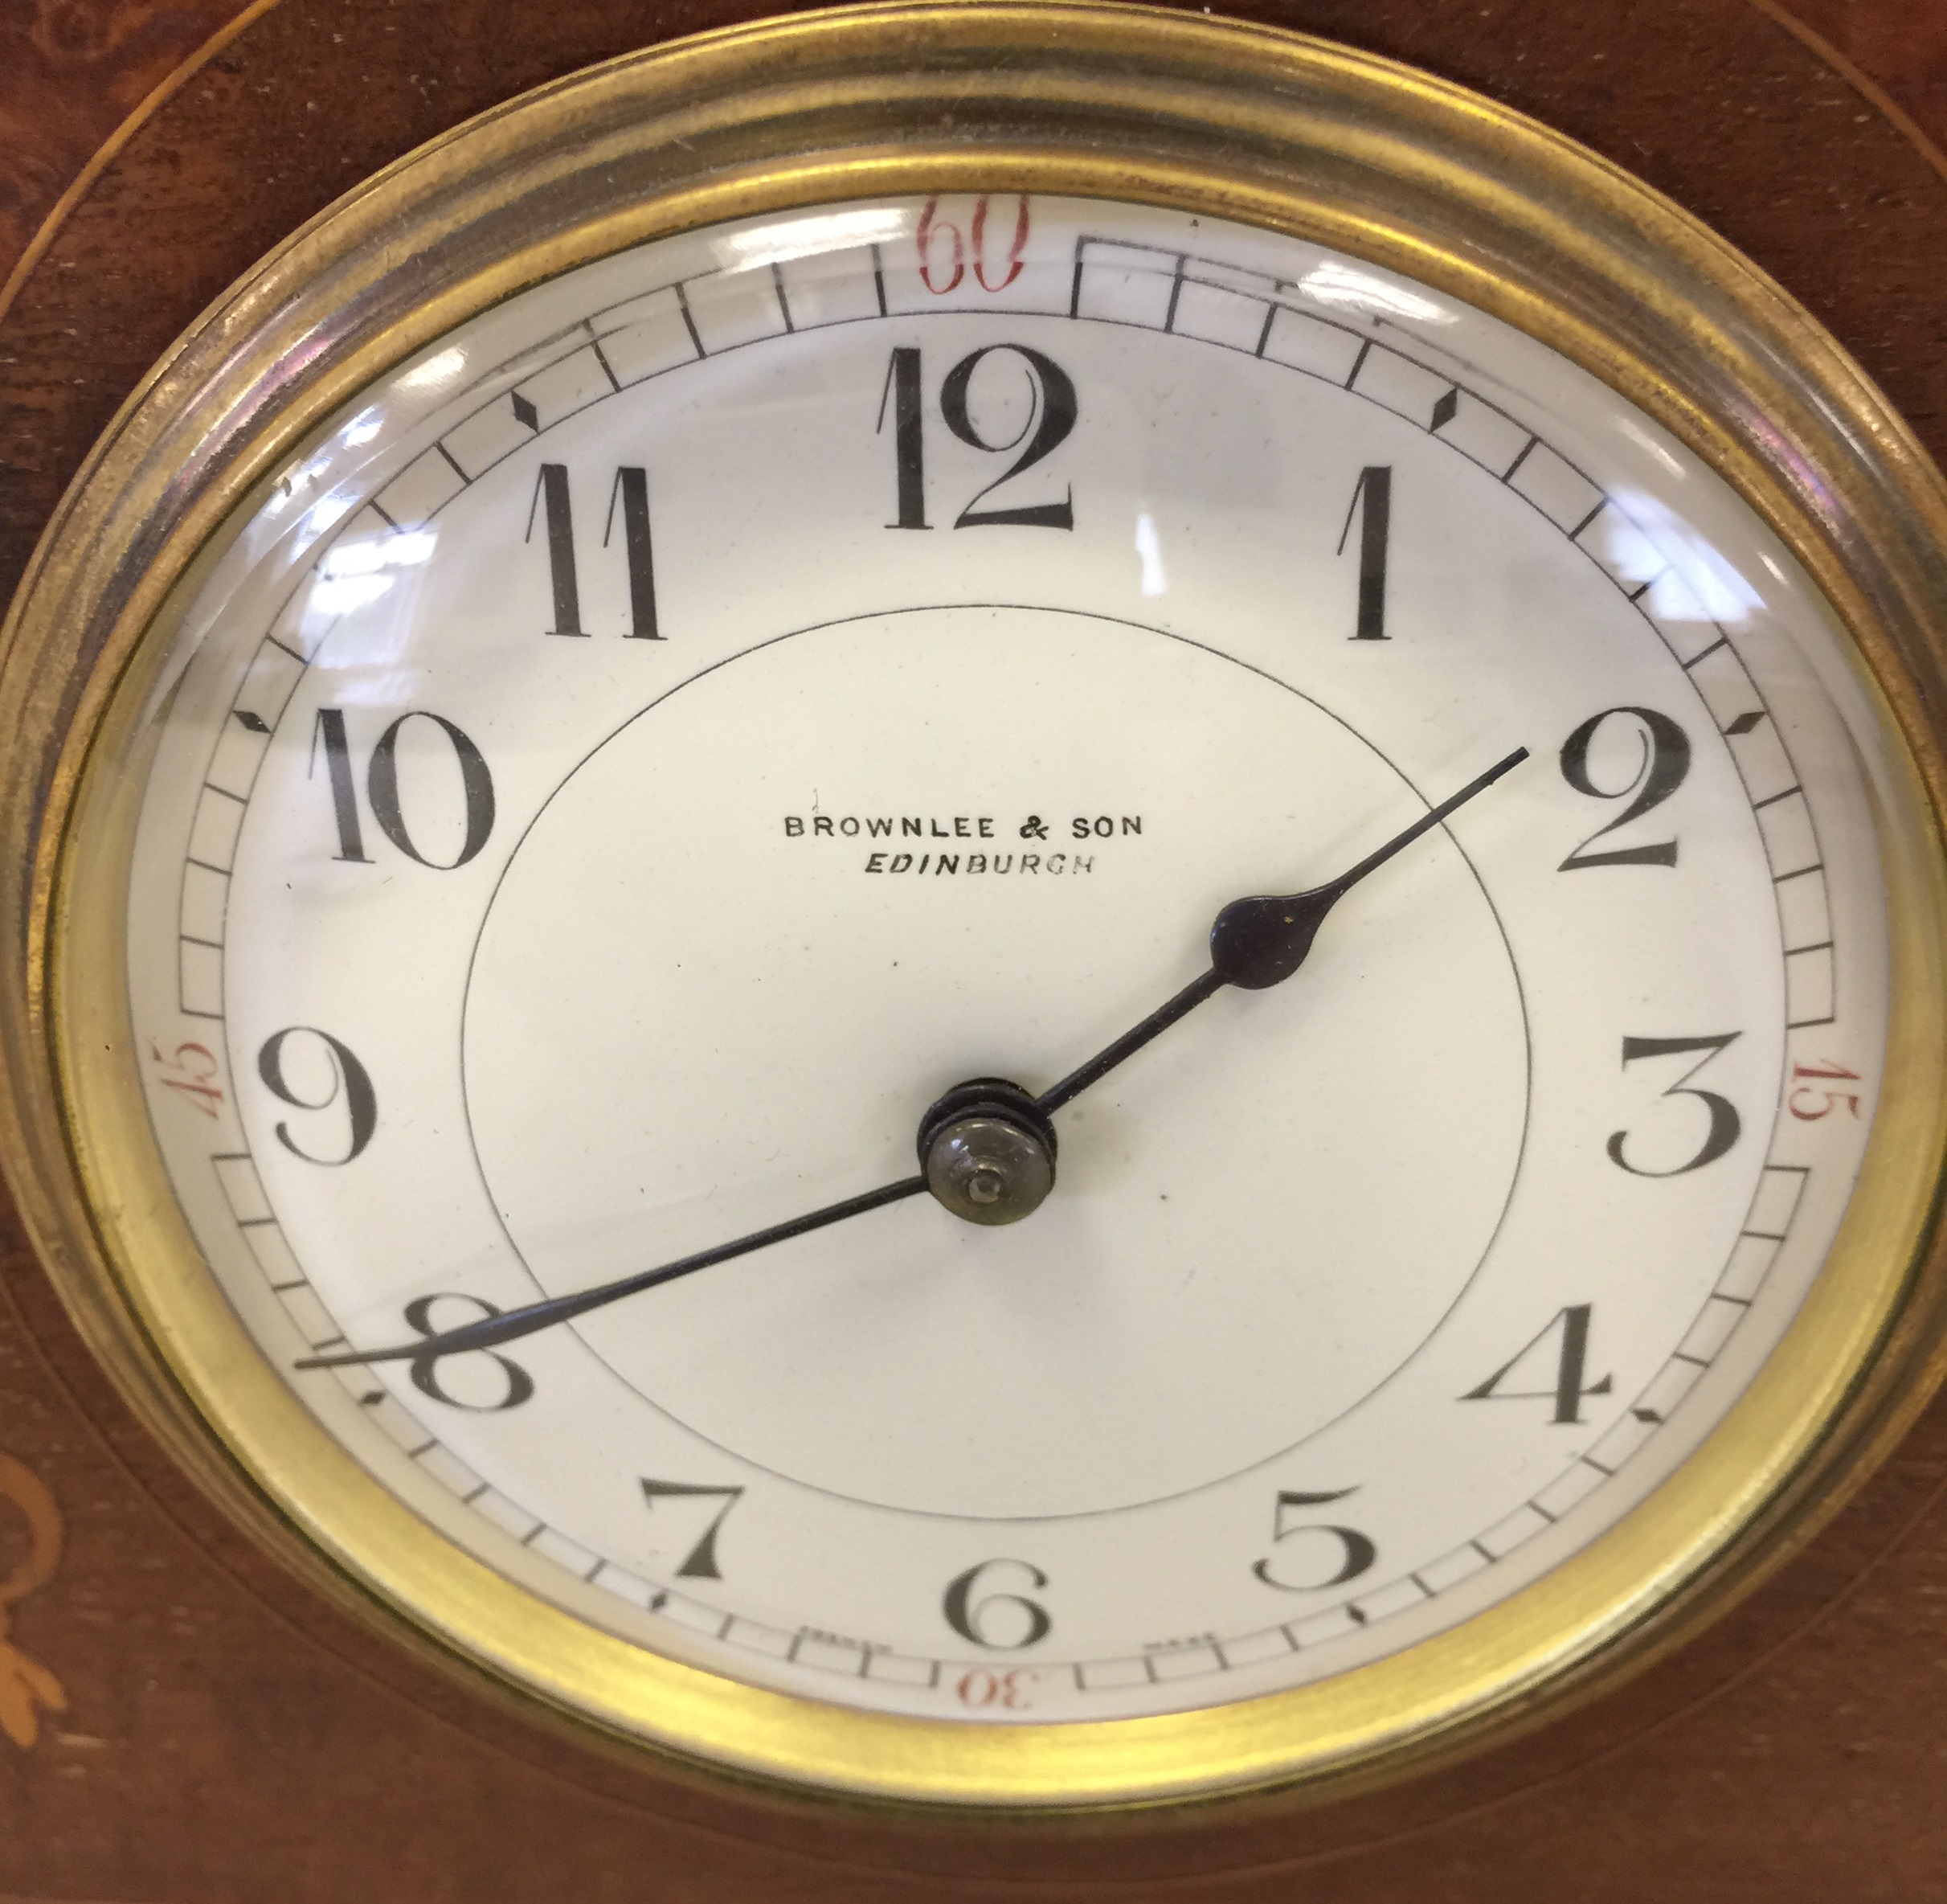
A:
[124,194,1888,1724]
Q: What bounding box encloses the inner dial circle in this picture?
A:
[463,609,1528,1518]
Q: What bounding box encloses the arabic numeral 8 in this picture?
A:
[404,1296,534,1411]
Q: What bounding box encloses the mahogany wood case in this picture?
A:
[3,1,1947,1898]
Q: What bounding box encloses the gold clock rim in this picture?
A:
[6,0,1947,1811]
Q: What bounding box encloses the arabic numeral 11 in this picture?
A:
[524,462,663,639]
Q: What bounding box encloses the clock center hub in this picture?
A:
[918,1079,1057,1226]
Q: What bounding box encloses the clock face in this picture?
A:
[119,191,1888,1727]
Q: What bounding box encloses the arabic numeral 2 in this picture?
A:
[1559,706,1691,870]
[877,345,1077,531]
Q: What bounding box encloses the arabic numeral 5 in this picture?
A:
[1252,1488,1378,1592]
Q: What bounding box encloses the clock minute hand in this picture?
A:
[292,1173,929,1370]
[1033,745,1530,1117]
[295,747,1527,1374]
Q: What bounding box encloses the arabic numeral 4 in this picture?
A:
[1462,1304,1614,1425]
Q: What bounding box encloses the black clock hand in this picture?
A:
[294,1174,927,1370]
[298,747,1526,1374]
[1033,745,1530,1115]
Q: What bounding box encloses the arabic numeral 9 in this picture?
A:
[257,1027,376,1165]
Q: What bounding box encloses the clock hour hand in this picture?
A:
[292,1173,929,1370]
[295,747,1526,1374]
[1033,745,1530,1116]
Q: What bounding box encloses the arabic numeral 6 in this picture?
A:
[942,1558,1052,1649]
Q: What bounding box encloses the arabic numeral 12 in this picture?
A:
[877,345,1077,531]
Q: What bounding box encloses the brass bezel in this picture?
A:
[5,0,1947,1811]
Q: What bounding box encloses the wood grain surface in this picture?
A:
[3,0,1945,297]
[5,2,1947,1899]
